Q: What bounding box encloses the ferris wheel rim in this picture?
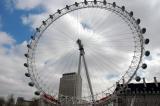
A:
[24,0,148,103]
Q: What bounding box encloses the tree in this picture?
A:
[29,98,39,106]
[0,97,5,106]
[6,94,15,106]
[16,97,24,106]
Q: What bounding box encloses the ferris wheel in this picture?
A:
[24,0,150,105]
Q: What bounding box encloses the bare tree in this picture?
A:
[16,97,24,106]
[0,97,5,106]
[6,94,15,106]
[29,98,39,106]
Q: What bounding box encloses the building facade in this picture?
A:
[58,72,82,105]
[113,82,160,106]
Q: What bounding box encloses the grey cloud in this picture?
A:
[0,0,160,100]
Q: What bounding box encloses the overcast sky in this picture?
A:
[0,0,160,100]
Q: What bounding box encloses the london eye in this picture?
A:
[24,0,150,105]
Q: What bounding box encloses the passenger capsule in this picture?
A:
[24,54,29,58]
[136,19,141,25]
[129,11,133,17]
[144,38,149,44]
[113,2,116,7]
[35,91,40,96]
[145,51,150,56]
[135,76,141,82]
[121,6,125,11]
[25,73,30,77]
[57,9,61,14]
[142,63,147,69]
[103,0,106,5]
[84,0,88,5]
[49,15,53,19]
[42,21,46,25]
[31,36,35,40]
[94,0,97,4]
[24,63,28,67]
[36,28,40,32]
[141,28,146,34]
[28,82,34,87]
[27,44,31,49]
[66,5,69,10]
[75,2,79,7]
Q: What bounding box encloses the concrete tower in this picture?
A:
[58,72,82,99]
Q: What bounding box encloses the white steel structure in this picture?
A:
[24,0,150,105]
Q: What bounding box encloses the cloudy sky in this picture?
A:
[0,0,160,100]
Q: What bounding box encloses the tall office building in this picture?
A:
[58,72,82,100]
